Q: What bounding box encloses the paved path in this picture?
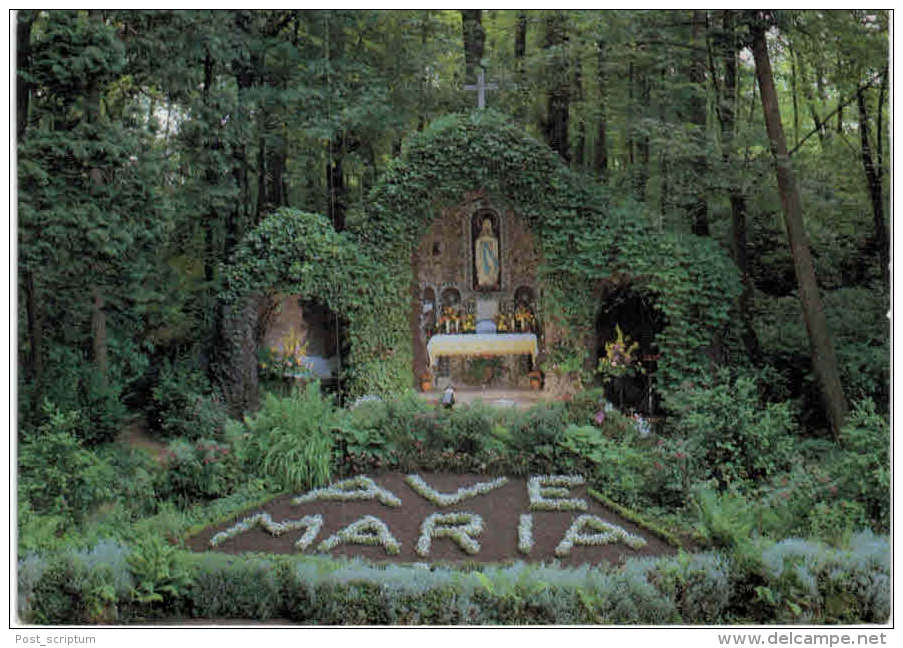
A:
[417,387,549,409]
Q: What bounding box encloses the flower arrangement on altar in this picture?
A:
[513,305,536,332]
[437,306,462,334]
[461,312,476,333]
[596,324,643,380]
[258,326,311,378]
[493,311,513,333]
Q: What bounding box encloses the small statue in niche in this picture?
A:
[474,218,500,290]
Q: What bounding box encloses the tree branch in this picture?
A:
[788,68,886,157]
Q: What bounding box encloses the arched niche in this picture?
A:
[440,286,461,308]
[259,294,344,390]
[420,286,437,336]
[594,285,665,415]
[471,208,501,292]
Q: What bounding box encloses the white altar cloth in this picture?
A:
[427,333,538,367]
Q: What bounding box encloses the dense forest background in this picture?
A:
[14,14,892,624]
[16,9,889,447]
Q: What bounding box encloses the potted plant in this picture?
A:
[528,370,543,390]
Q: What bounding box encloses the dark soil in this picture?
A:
[186,473,676,566]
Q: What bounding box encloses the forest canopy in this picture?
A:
[14,10,890,626]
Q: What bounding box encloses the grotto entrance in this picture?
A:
[259,295,347,394]
[594,286,665,416]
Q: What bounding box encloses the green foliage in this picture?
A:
[158,438,242,506]
[149,358,227,441]
[559,424,653,505]
[18,401,117,521]
[20,349,129,447]
[650,552,732,624]
[188,554,284,619]
[220,208,409,401]
[827,399,890,529]
[754,287,889,420]
[669,371,795,488]
[751,533,890,624]
[95,444,162,518]
[24,541,132,624]
[242,382,339,491]
[21,533,890,624]
[692,488,774,551]
[126,535,192,608]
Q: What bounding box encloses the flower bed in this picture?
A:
[187,472,672,566]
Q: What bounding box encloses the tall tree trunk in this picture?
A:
[91,286,108,384]
[594,38,608,178]
[798,55,825,145]
[23,270,42,383]
[789,43,799,146]
[719,10,759,361]
[461,9,485,84]
[327,133,346,231]
[856,85,889,285]
[543,10,570,162]
[749,15,848,439]
[573,54,585,168]
[514,12,527,61]
[86,11,108,383]
[633,72,650,200]
[687,9,709,235]
[16,11,35,140]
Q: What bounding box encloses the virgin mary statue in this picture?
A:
[474,218,500,289]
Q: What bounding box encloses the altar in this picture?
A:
[427,333,538,367]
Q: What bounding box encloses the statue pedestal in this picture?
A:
[476,297,498,321]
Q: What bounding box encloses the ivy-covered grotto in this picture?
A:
[217,110,740,414]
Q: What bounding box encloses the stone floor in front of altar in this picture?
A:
[417,387,548,410]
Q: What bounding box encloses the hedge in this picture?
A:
[18,531,889,625]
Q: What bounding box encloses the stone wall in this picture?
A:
[412,194,541,388]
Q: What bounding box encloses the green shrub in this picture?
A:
[20,346,129,447]
[651,552,732,624]
[127,535,192,612]
[158,437,242,505]
[96,444,162,518]
[692,488,776,551]
[243,382,338,491]
[670,371,795,489]
[188,554,284,619]
[22,541,890,625]
[561,387,608,426]
[18,401,117,521]
[558,424,653,505]
[25,542,132,624]
[753,532,890,624]
[828,399,889,529]
[149,359,227,441]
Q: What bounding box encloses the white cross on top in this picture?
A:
[464,67,499,109]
